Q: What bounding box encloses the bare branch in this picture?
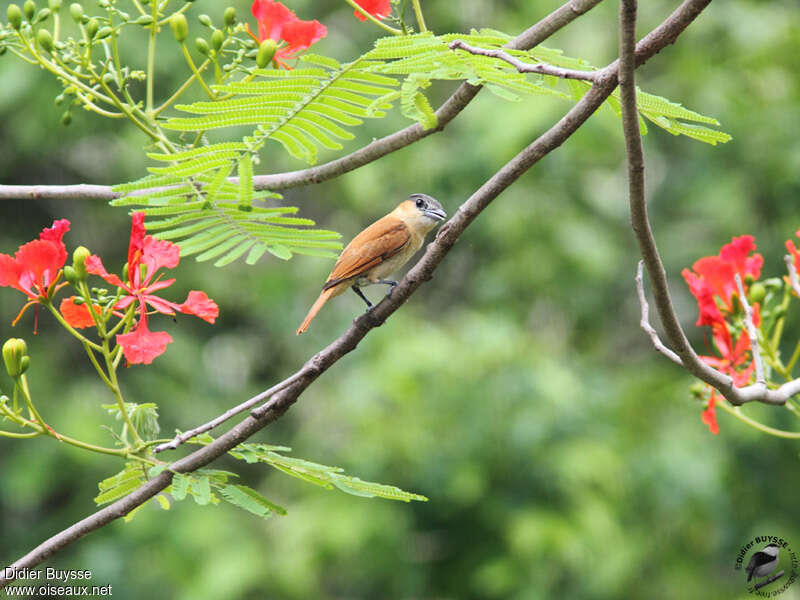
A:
[785,254,800,297]
[619,0,796,407]
[448,40,599,82]
[152,372,304,453]
[0,0,606,202]
[0,0,717,584]
[635,261,683,365]
[735,273,766,385]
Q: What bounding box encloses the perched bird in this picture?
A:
[746,543,780,582]
[297,193,446,334]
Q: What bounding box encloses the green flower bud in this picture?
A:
[3,338,29,378]
[223,7,235,27]
[72,246,90,278]
[61,110,71,125]
[197,13,211,27]
[37,28,53,52]
[169,13,187,42]
[689,381,706,400]
[94,25,112,39]
[748,282,767,305]
[69,2,82,23]
[194,36,209,55]
[210,28,223,51]
[744,273,755,286]
[8,4,23,30]
[63,265,79,284]
[23,0,35,21]
[86,16,98,38]
[0,46,7,57]
[48,0,62,10]
[33,7,50,23]
[133,14,152,25]
[256,39,276,68]
[18,356,30,375]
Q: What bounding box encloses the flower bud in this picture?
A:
[61,110,72,125]
[37,28,53,52]
[3,338,29,378]
[133,14,153,25]
[33,7,50,23]
[744,274,755,286]
[86,17,98,38]
[748,282,767,305]
[72,246,90,279]
[94,25,112,40]
[23,0,35,21]
[69,2,82,23]
[198,14,211,27]
[194,36,209,55]
[0,46,7,57]
[48,0,62,10]
[63,265,79,284]
[210,29,223,51]
[8,4,23,29]
[223,7,235,27]
[169,13,187,42]
[256,39,276,68]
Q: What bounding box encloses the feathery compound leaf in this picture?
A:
[226,442,428,503]
[219,484,287,518]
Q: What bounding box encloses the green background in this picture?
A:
[1,0,800,598]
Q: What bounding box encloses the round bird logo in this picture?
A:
[746,543,781,583]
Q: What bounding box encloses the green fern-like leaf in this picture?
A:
[219,484,287,518]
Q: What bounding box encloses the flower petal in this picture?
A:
[85,255,126,288]
[251,0,295,41]
[15,239,67,293]
[701,392,720,435]
[59,297,99,329]
[117,322,173,365]
[141,235,180,282]
[352,0,391,21]
[281,18,327,52]
[179,291,219,324]
[0,253,24,293]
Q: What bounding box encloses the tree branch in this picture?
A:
[0,0,605,202]
[448,40,599,82]
[635,261,683,365]
[619,0,799,407]
[735,273,766,385]
[0,0,715,585]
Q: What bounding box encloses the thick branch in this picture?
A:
[0,0,714,584]
[0,0,605,202]
[619,0,797,407]
[448,40,599,82]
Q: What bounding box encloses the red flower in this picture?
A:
[352,0,391,21]
[0,219,70,325]
[702,391,720,435]
[60,297,101,329]
[249,0,326,69]
[682,235,763,327]
[85,213,218,364]
[785,230,800,273]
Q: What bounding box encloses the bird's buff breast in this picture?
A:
[360,234,424,284]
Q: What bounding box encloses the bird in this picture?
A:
[745,543,780,582]
[296,193,447,335]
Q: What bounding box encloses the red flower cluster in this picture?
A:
[682,235,763,434]
[0,219,70,326]
[352,0,391,21]
[77,213,218,365]
[249,0,327,69]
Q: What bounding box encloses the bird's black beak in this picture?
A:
[424,207,447,221]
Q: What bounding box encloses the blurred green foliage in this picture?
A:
[1,0,800,598]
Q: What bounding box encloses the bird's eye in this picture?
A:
[415,198,425,209]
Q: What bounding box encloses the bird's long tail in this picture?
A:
[297,287,336,335]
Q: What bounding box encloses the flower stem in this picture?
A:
[45,301,103,352]
[153,58,212,116]
[146,0,159,113]
[410,0,428,32]
[102,339,144,448]
[344,0,403,35]
[718,401,800,439]
[181,43,216,99]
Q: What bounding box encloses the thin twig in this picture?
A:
[0,0,716,584]
[0,0,606,202]
[618,0,796,407]
[153,372,304,453]
[785,255,800,297]
[448,40,599,82]
[635,261,683,365]
[735,273,766,384]
[754,570,785,591]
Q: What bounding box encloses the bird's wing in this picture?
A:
[323,217,410,289]
[747,551,774,571]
